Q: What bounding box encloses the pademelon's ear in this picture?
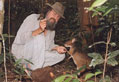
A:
[72,38,76,43]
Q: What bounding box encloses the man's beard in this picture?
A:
[46,18,57,31]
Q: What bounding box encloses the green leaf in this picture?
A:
[89,0,107,10]
[108,50,119,59]
[72,79,80,82]
[54,75,72,82]
[85,73,95,81]
[72,74,78,78]
[95,71,102,76]
[21,66,25,74]
[107,58,118,66]
[24,59,34,65]
[89,58,104,67]
[64,77,72,82]
[103,7,113,16]
[86,80,94,82]
[95,6,107,12]
[14,58,22,66]
[88,53,102,59]
[92,12,98,17]
[13,69,21,75]
[88,53,104,67]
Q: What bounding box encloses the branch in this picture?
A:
[1,34,8,82]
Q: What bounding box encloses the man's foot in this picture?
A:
[23,64,32,78]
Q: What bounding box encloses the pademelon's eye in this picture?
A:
[65,47,70,51]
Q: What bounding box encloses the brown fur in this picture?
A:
[64,38,91,73]
[31,66,54,82]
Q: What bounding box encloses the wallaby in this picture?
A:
[64,38,91,73]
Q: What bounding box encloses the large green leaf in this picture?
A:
[89,0,107,10]
[103,7,113,16]
[95,71,102,76]
[64,77,72,82]
[14,58,22,66]
[88,53,104,67]
[87,80,94,82]
[108,50,119,59]
[53,75,66,82]
[95,6,107,12]
[107,58,118,66]
[72,79,80,82]
[89,58,104,67]
[53,75,72,82]
[88,53,102,59]
[13,69,21,75]
[85,73,95,81]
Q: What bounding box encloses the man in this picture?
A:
[11,2,66,70]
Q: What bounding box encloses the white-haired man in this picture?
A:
[11,2,66,70]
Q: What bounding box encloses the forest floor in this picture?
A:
[0,55,119,82]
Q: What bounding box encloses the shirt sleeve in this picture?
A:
[16,14,38,44]
[49,31,58,50]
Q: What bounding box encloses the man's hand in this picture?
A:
[52,46,67,54]
[39,19,47,31]
[32,19,46,36]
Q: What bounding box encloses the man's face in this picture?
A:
[46,9,61,23]
[46,18,56,30]
[45,9,61,30]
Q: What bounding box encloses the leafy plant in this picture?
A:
[85,70,102,82]
[53,65,86,82]
[88,0,119,17]
[53,74,79,82]
[88,50,119,67]
[99,75,111,82]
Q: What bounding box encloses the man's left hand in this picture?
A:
[52,46,66,54]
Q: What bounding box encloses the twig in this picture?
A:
[1,34,8,82]
[95,75,97,82]
[89,41,106,48]
[102,28,112,82]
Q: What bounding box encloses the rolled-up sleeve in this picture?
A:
[15,14,38,44]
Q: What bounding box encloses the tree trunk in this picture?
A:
[77,0,98,47]
[0,0,5,54]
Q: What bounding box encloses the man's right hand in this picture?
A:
[32,19,47,36]
[39,19,47,31]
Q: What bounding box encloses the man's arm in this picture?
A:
[32,27,43,36]
[32,19,47,36]
[49,31,66,54]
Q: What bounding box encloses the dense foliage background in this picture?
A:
[0,0,119,82]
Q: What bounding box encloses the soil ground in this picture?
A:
[0,55,119,82]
